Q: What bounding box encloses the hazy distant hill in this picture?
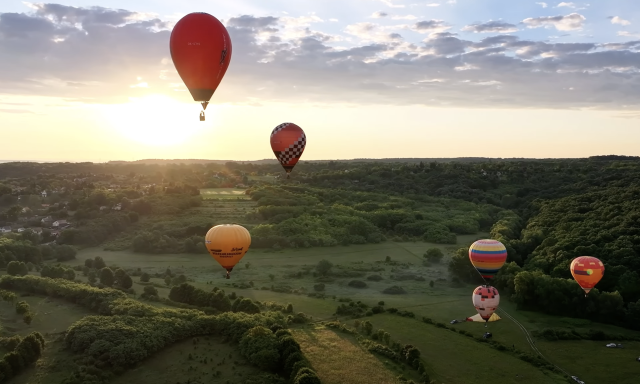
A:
[104,157,586,166]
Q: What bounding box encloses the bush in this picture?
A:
[348,280,367,289]
[424,248,444,263]
[382,286,407,295]
[313,283,325,292]
[239,326,280,371]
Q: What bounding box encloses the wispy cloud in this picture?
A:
[611,16,631,26]
[379,0,405,8]
[462,21,518,33]
[536,2,548,8]
[523,13,586,31]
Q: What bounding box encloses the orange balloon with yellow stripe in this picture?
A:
[205,224,251,279]
[570,256,605,296]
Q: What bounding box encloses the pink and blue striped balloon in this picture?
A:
[469,239,508,281]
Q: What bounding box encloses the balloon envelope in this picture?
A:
[570,256,605,295]
[169,12,232,102]
[469,239,508,280]
[205,224,251,277]
[472,285,500,321]
[270,123,306,175]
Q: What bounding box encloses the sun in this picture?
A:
[103,94,213,146]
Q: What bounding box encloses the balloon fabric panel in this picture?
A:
[472,285,500,320]
[170,13,232,102]
[469,239,508,280]
[570,256,605,294]
[270,123,306,171]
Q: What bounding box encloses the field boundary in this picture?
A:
[498,308,573,379]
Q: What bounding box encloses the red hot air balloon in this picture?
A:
[270,123,306,178]
[170,13,232,121]
[570,256,605,296]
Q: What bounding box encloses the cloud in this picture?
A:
[611,16,631,26]
[556,2,576,8]
[462,21,518,33]
[523,13,586,31]
[1,4,640,111]
[371,11,388,18]
[413,20,451,33]
[426,3,441,6]
[379,0,405,8]
[618,31,640,39]
[536,2,548,8]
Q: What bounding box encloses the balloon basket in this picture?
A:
[200,111,205,121]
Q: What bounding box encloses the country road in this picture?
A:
[498,308,576,380]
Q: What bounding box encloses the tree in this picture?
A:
[143,285,158,297]
[84,258,93,268]
[54,245,76,261]
[424,248,444,263]
[239,326,280,371]
[140,272,150,282]
[15,301,29,315]
[63,269,75,281]
[23,312,33,325]
[7,261,28,276]
[93,256,106,270]
[429,280,435,288]
[87,270,97,284]
[164,276,172,286]
[269,274,275,282]
[316,259,333,276]
[119,274,133,289]
[100,267,115,287]
[114,268,126,283]
[448,248,482,284]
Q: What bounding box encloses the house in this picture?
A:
[100,206,110,211]
[1,226,12,233]
[53,220,68,228]
[41,216,53,225]
[112,203,122,211]
[41,190,47,198]
[17,228,25,233]
[21,207,30,214]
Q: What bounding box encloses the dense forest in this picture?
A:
[1,156,640,332]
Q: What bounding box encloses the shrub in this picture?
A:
[348,280,367,289]
[382,286,406,295]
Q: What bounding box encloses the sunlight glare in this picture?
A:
[104,94,211,146]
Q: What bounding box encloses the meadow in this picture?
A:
[4,231,632,384]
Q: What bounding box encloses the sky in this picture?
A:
[1,0,639,162]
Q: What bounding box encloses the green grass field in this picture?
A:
[200,188,251,200]
[4,234,640,384]
[293,325,412,384]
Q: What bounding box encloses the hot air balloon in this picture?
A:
[469,239,508,281]
[270,123,306,178]
[205,224,251,279]
[170,12,232,121]
[472,285,500,327]
[570,256,605,296]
